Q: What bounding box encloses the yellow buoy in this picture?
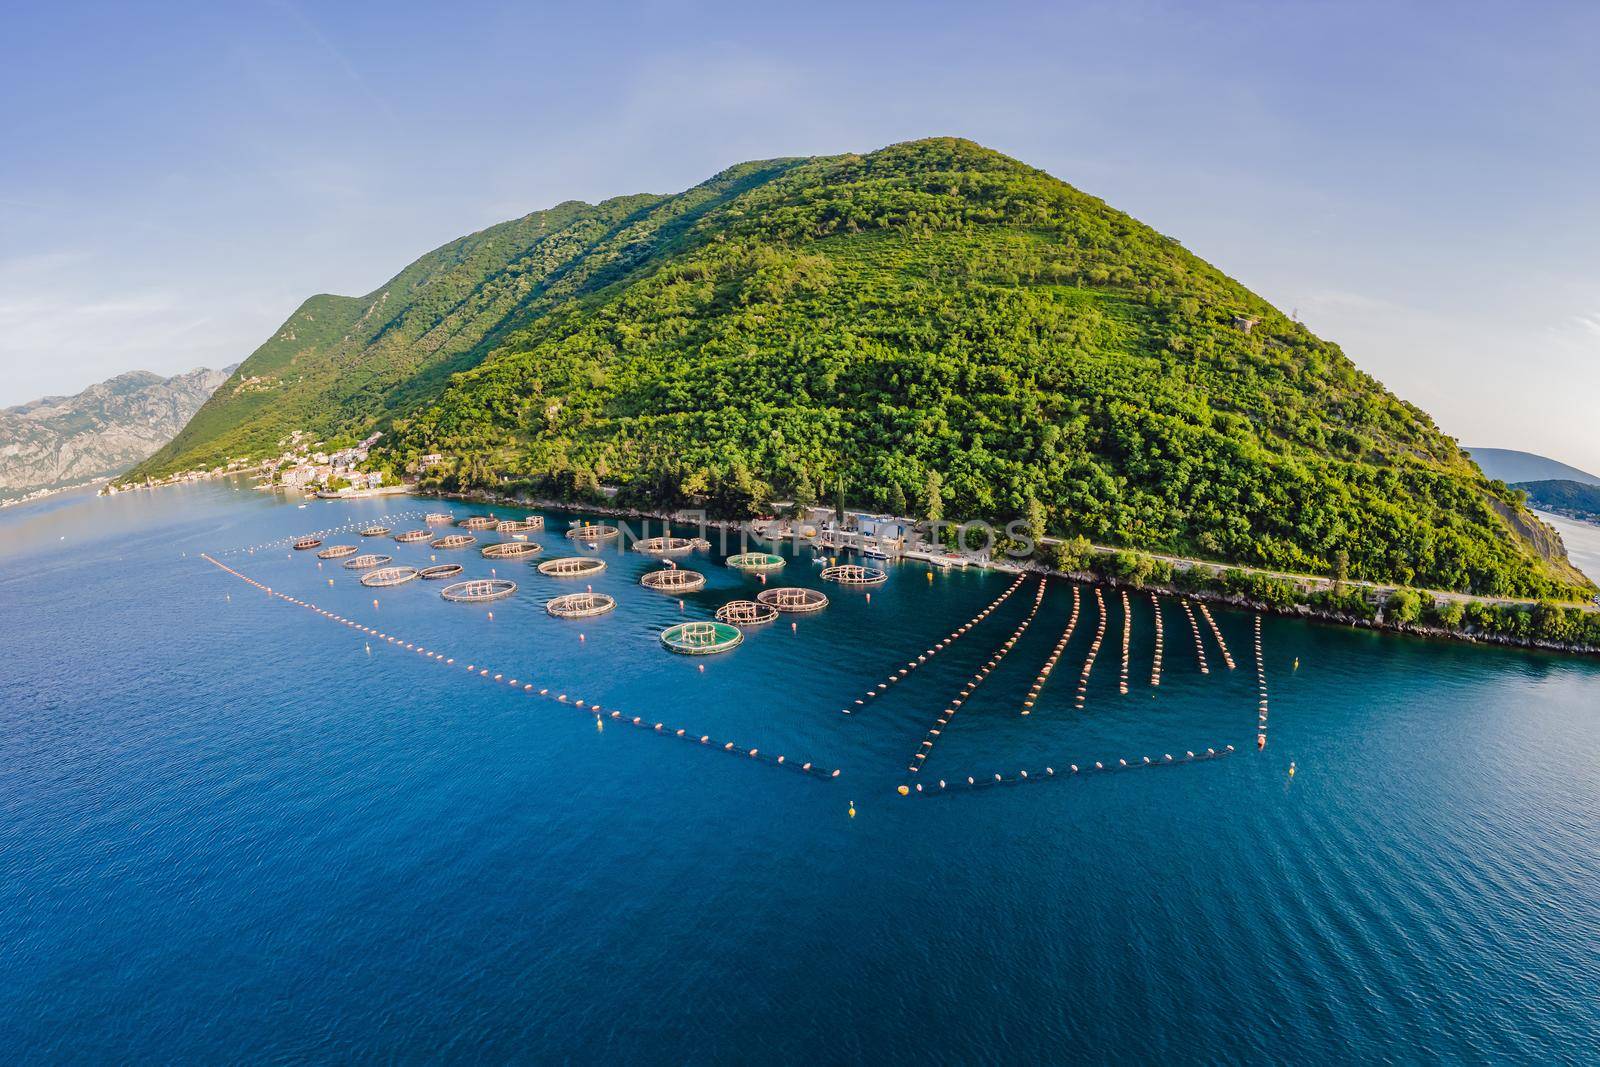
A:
[1289,762,1296,778]
[897,784,909,796]
[848,802,856,818]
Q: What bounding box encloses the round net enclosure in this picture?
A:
[457,515,499,530]
[820,564,888,586]
[566,523,621,542]
[440,578,517,602]
[538,556,607,577]
[546,591,617,618]
[318,544,359,559]
[756,586,829,613]
[342,553,393,570]
[715,600,780,626]
[293,537,323,551]
[640,568,706,593]
[495,517,544,533]
[360,526,391,537]
[425,512,453,524]
[633,536,695,557]
[360,566,419,587]
[430,534,476,550]
[418,564,464,580]
[725,552,785,573]
[394,529,432,543]
[660,620,744,655]
[482,541,543,560]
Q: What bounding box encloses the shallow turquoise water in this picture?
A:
[2,482,1598,1061]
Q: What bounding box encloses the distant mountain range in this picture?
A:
[1466,447,1600,487]
[0,366,236,503]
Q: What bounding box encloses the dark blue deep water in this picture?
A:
[3,482,1598,1062]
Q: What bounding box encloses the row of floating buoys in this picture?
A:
[198,552,841,780]
[1198,602,1236,669]
[1181,598,1209,674]
[898,744,1237,795]
[1149,593,1164,687]
[839,572,1026,715]
[909,577,1047,774]
[1021,583,1079,715]
[1074,586,1107,709]
[1119,589,1132,695]
[224,509,430,556]
[1255,613,1269,750]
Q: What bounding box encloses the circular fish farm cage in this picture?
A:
[640,568,707,593]
[757,586,830,613]
[440,578,517,603]
[360,526,391,537]
[293,537,323,551]
[820,564,888,586]
[537,556,607,578]
[633,535,696,557]
[482,541,543,560]
[566,523,621,543]
[457,515,499,530]
[661,620,744,655]
[425,512,453,524]
[546,591,617,619]
[418,563,464,580]
[360,566,419,588]
[342,553,393,571]
[394,529,432,543]
[726,552,786,573]
[495,517,544,533]
[715,599,780,626]
[317,544,359,559]
[430,533,476,550]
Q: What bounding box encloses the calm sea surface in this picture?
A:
[2,482,1598,1062]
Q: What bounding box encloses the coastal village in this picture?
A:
[104,429,398,499]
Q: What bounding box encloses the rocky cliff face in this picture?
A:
[0,366,235,500]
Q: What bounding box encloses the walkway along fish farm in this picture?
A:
[209,519,1285,802]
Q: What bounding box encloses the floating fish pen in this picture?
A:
[360,566,419,588]
[538,556,607,578]
[820,563,887,586]
[360,526,391,537]
[394,529,432,543]
[633,535,696,557]
[293,537,323,551]
[726,552,785,573]
[660,620,743,655]
[457,515,499,530]
[495,517,544,533]
[418,563,464,580]
[440,578,517,603]
[430,533,476,550]
[716,600,780,626]
[342,553,392,570]
[546,591,617,619]
[317,544,359,559]
[756,586,829,613]
[640,568,706,593]
[425,512,453,524]
[566,523,620,542]
[482,541,543,560]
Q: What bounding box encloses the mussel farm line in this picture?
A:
[1020,584,1080,716]
[198,553,841,781]
[908,577,1048,775]
[838,573,1027,715]
[1198,602,1237,669]
[1119,589,1133,695]
[220,509,432,557]
[1181,598,1209,674]
[898,745,1236,797]
[1255,613,1270,750]
[1150,593,1165,686]
[1074,587,1107,711]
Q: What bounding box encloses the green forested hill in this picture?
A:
[1515,480,1600,522]
[133,138,1591,599]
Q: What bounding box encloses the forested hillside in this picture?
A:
[130,138,1592,598]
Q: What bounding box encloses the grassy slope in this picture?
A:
[390,139,1590,599]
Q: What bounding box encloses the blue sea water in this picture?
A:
[2,482,1598,1062]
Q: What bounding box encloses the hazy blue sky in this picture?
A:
[4,1,1598,470]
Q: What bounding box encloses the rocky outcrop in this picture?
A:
[0,366,235,501]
